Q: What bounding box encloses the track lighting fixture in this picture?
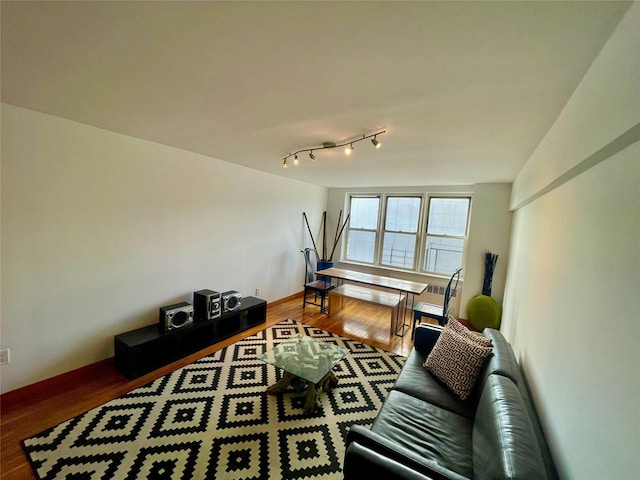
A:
[282,130,385,167]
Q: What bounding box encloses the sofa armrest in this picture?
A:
[414,323,443,356]
[344,442,437,480]
[344,425,467,480]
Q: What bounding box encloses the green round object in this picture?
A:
[466,294,501,331]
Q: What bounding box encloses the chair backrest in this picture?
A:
[443,267,462,317]
[301,248,319,284]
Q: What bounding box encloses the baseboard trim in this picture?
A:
[266,291,302,306]
[1,357,116,409]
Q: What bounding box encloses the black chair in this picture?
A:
[412,267,462,336]
[301,248,335,314]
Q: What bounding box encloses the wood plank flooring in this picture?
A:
[0,293,423,480]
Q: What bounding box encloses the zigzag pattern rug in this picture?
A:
[23,319,405,479]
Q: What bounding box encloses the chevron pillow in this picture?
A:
[424,325,493,400]
[447,317,493,347]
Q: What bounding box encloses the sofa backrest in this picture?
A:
[469,328,522,404]
[473,374,548,479]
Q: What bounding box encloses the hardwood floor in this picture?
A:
[0,293,422,479]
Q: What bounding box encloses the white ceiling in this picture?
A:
[1,1,632,188]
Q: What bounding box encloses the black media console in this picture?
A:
[114,296,266,379]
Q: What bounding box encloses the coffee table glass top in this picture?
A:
[258,333,349,384]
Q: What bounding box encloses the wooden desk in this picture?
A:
[317,267,428,336]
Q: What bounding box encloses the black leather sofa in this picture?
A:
[344,323,558,480]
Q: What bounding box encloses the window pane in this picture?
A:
[424,236,464,274]
[346,230,376,263]
[381,232,416,268]
[427,198,470,236]
[385,197,420,233]
[349,197,379,229]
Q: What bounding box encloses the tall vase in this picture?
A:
[482,274,493,296]
[482,251,498,296]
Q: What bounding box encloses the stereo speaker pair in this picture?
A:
[193,289,242,318]
[159,289,242,332]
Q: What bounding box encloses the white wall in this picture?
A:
[502,3,640,479]
[0,103,327,394]
[326,183,512,318]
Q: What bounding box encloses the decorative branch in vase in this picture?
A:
[302,210,350,263]
[482,251,499,297]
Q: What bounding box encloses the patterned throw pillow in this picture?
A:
[447,317,493,346]
[424,325,493,400]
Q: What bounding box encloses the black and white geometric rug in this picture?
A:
[23,319,405,479]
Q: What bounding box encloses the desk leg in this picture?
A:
[393,293,410,337]
[408,293,417,336]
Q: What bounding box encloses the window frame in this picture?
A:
[379,194,424,270]
[342,192,471,276]
[343,194,382,265]
[423,196,472,275]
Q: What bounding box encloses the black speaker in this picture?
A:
[159,302,194,332]
[193,289,221,321]
[222,290,242,313]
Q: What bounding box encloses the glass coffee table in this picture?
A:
[258,333,349,413]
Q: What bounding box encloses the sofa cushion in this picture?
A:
[473,375,547,480]
[392,349,476,419]
[425,326,493,400]
[372,390,473,478]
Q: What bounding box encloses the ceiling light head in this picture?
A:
[282,130,384,167]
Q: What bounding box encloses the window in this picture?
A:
[345,195,380,263]
[424,197,471,274]
[344,193,470,275]
[381,196,421,269]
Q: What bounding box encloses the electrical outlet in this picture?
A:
[255,288,261,296]
[0,349,10,365]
